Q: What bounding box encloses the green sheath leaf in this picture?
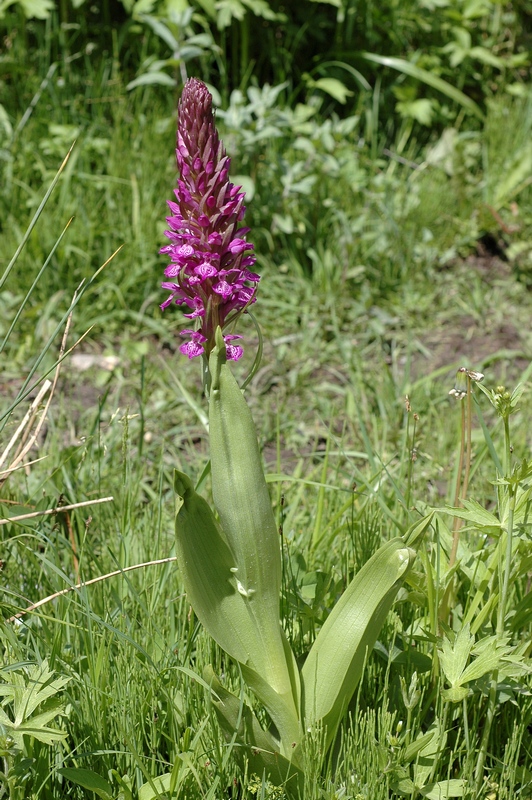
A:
[301,538,414,746]
[208,332,300,727]
[209,333,281,612]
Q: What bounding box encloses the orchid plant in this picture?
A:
[161,79,430,796]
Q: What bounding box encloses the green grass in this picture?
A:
[2,8,532,799]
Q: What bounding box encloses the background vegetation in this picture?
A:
[1,0,532,797]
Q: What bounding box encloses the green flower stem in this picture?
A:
[449,398,465,567]
[474,673,498,792]
[498,487,516,637]
[476,400,515,792]
[503,416,511,477]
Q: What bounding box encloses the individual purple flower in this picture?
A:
[160,78,260,361]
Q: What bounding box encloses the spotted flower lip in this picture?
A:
[160,78,259,361]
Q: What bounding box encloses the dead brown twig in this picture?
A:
[6,556,179,623]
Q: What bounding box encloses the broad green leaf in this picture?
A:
[12,662,69,724]
[209,333,281,609]
[405,512,435,548]
[139,773,172,800]
[58,768,113,800]
[360,52,484,119]
[174,468,300,749]
[240,658,301,755]
[421,779,465,798]
[444,499,501,530]
[441,684,469,702]
[0,661,69,748]
[204,666,304,798]
[393,777,416,794]
[174,470,267,668]
[301,538,414,746]
[414,723,446,789]
[15,708,68,745]
[404,729,436,762]
[208,332,300,735]
[438,626,474,686]
[309,78,354,104]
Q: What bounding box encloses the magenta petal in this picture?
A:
[180,341,204,358]
[195,261,218,280]
[160,295,175,310]
[213,280,233,299]
[226,344,243,361]
[180,329,207,344]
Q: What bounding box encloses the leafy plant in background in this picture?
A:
[0,661,68,800]
[6,0,529,131]
[381,369,532,799]
[126,9,216,92]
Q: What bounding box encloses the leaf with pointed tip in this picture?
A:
[360,53,484,119]
[208,332,282,622]
[404,512,435,548]
[58,769,113,800]
[301,538,414,748]
[207,331,300,735]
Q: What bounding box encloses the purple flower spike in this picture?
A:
[160,78,259,361]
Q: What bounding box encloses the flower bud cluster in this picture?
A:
[160,78,259,360]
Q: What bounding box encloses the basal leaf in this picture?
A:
[301,538,414,748]
[174,470,264,668]
[208,335,300,725]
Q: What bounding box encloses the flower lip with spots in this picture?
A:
[160,78,259,361]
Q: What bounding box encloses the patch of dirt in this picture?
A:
[412,253,530,380]
[419,316,526,373]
